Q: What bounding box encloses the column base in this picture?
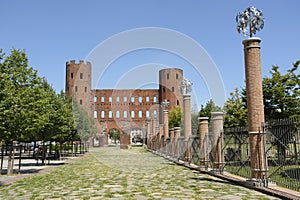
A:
[245,178,269,187]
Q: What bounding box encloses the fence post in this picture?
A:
[198,117,209,170]
[174,127,181,160]
[211,112,224,174]
[169,128,174,159]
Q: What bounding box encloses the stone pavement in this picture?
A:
[0,147,281,199]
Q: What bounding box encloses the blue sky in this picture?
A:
[1,0,299,109]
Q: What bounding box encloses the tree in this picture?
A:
[223,88,248,128]
[169,106,182,128]
[199,99,222,119]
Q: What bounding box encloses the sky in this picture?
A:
[1,0,299,109]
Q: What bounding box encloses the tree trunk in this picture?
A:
[7,142,14,175]
[1,144,4,173]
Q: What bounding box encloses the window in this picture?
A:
[138,110,142,118]
[146,96,150,102]
[131,111,135,118]
[85,87,87,92]
[176,73,179,79]
[109,111,113,118]
[123,110,128,118]
[109,96,112,102]
[101,111,105,118]
[146,110,150,118]
[167,73,169,79]
[153,110,157,116]
[101,96,105,102]
[116,96,120,102]
[116,110,120,118]
[172,86,174,92]
[94,111,97,119]
[79,99,82,105]
[131,96,135,102]
[71,73,73,79]
[80,73,83,79]
[123,96,127,102]
[139,96,142,103]
[93,96,97,102]
[75,86,78,92]
[153,96,157,103]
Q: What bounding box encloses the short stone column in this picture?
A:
[198,117,209,170]
[243,37,267,184]
[211,112,224,173]
[146,121,151,148]
[183,94,192,162]
[174,127,181,159]
[169,128,175,157]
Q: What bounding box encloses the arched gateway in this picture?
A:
[65,60,183,148]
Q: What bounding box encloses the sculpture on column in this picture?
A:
[236,6,264,37]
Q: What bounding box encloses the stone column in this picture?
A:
[163,110,169,150]
[198,117,209,170]
[169,128,175,157]
[183,94,192,162]
[146,121,150,148]
[211,112,224,173]
[243,37,267,183]
[174,127,181,159]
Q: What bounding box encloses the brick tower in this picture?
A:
[159,68,183,108]
[65,60,92,115]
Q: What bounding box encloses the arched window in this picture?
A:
[108,111,113,118]
[116,110,120,118]
[101,111,105,118]
[124,110,128,118]
[131,111,135,118]
[146,110,150,118]
[138,110,142,118]
[93,111,97,119]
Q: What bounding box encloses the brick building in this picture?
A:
[66,60,183,145]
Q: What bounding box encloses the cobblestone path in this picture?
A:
[0,147,279,199]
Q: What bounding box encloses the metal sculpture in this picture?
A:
[181,79,193,95]
[161,99,170,110]
[236,6,264,37]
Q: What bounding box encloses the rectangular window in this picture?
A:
[94,96,97,102]
[131,96,135,102]
[123,110,127,118]
[153,96,157,103]
[101,111,105,118]
[139,96,142,103]
[116,96,120,102]
[123,96,127,102]
[131,110,135,118]
[85,87,87,92]
[146,96,150,102]
[71,73,73,79]
[80,73,83,79]
[109,111,112,118]
[101,96,105,102]
[94,111,97,119]
[138,110,142,118]
[109,96,112,102]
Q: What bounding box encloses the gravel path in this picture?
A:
[0,147,280,199]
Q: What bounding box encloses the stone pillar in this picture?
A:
[211,112,224,173]
[146,121,150,148]
[183,94,192,162]
[163,110,169,149]
[243,37,267,184]
[198,117,209,170]
[169,128,175,157]
[174,127,181,159]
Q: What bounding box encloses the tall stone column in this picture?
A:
[183,94,191,162]
[243,37,267,183]
[198,117,209,169]
[211,112,224,173]
[146,121,150,148]
[163,110,169,148]
[169,128,175,157]
[174,127,181,159]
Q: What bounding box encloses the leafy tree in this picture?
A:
[199,99,222,119]
[223,88,248,128]
[168,106,182,128]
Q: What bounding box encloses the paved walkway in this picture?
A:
[0,147,281,199]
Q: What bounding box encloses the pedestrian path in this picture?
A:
[0,147,280,199]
